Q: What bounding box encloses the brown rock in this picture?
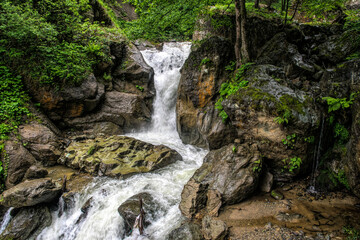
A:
[0,178,61,208]
[3,141,36,188]
[19,123,62,166]
[202,215,228,240]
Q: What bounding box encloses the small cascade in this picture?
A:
[0,208,13,234]
[308,115,325,194]
[37,42,207,240]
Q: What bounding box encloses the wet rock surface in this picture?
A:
[59,135,182,178]
[168,221,203,240]
[0,178,61,208]
[0,205,52,240]
[117,192,162,235]
[216,180,360,239]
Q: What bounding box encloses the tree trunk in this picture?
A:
[235,0,250,67]
[284,0,290,25]
[255,0,260,9]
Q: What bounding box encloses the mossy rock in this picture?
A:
[59,135,182,178]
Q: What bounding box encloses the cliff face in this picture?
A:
[177,15,360,230]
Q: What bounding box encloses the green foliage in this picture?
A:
[232,146,237,153]
[282,157,302,172]
[282,133,297,149]
[304,136,315,144]
[200,57,211,66]
[252,159,262,172]
[322,93,357,113]
[122,0,230,41]
[136,85,144,92]
[0,143,8,192]
[0,0,114,87]
[215,63,254,122]
[344,225,360,240]
[334,123,349,144]
[0,65,31,140]
[274,109,291,125]
[301,0,347,21]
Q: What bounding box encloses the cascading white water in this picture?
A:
[37,42,207,240]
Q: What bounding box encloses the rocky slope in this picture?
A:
[175,14,360,239]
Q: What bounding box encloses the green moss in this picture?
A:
[279,94,305,115]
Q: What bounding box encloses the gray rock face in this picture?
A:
[201,216,228,240]
[180,143,262,219]
[0,205,51,240]
[117,192,162,236]
[257,32,315,76]
[18,123,62,166]
[3,141,36,188]
[176,37,236,149]
[317,32,360,63]
[168,221,203,240]
[345,60,360,198]
[0,178,61,208]
[58,135,182,178]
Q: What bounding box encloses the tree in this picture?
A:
[235,0,250,67]
[254,0,260,9]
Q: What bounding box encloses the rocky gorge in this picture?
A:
[0,1,360,240]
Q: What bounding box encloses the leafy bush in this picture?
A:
[322,93,357,113]
[0,0,113,87]
[0,65,31,140]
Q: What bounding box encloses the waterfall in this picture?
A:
[37,42,207,240]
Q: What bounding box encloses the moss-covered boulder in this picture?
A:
[222,64,320,181]
[58,135,182,178]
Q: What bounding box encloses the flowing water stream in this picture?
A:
[37,42,207,240]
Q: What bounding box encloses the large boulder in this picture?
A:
[168,221,203,240]
[0,178,61,208]
[2,141,36,188]
[24,74,105,123]
[201,216,228,240]
[180,143,262,219]
[176,37,237,149]
[222,64,320,181]
[18,122,63,166]
[117,192,162,235]
[0,205,51,240]
[58,135,182,178]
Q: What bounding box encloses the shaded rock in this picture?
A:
[0,178,61,208]
[271,190,284,200]
[317,31,360,64]
[180,143,262,219]
[201,215,228,240]
[168,221,203,240]
[3,141,36,189]
[0,205,51,240]
[24,166,48,180]
[176,37,236,149]
[59,135,182,178]
[63,91,151,132]
[275,212,303,223]
[346,60,360,198]
[259,171,274,193]
[257,32,315,77]
[24,74,105,123]
[118,192,162,235]
[18,123,63,166]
